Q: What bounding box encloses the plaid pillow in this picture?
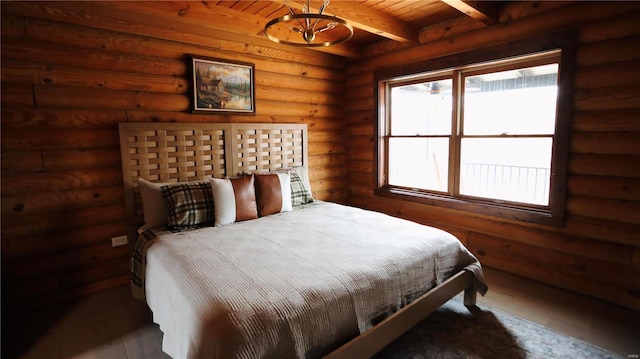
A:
[160,182,215,231]
[290,171,313,206]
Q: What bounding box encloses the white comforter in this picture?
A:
[142,201,486,358]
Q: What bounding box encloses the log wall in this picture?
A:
[2,0,639,314]
[345,2,640,310]
[0,1,348,311]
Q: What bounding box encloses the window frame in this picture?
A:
[374,32,577,226]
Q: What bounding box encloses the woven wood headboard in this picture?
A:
[118,122,308,234]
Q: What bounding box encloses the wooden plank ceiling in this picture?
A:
[140,0,504,58]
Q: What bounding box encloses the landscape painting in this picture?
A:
[190,55,255,115]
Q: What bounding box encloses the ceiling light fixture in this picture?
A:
[264,0,353,47]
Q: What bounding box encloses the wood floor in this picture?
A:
[5,267,640,359]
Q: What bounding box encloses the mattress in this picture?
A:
[134,201,487,358]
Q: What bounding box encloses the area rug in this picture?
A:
[374,296,622,359]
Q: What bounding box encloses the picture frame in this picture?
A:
[189,55,256,115]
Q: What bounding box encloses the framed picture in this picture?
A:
[189,55,255,115]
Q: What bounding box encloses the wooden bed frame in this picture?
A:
[118,122,478,359]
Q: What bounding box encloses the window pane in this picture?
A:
[390,79,452,136]
[460,138,552,205]
[388,137,449,192]
[463,64,558,135]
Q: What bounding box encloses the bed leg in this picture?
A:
[463,285,477,307]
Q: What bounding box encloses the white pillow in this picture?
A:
[276,173,293,212]
[210,178,236,226]
[138,178,170,232]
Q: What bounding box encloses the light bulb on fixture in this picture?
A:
[264,0,353,47]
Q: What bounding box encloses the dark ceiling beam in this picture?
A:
[287,0,420,43]
[440,0,500,26]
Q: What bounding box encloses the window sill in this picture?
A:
[376,186,563,227]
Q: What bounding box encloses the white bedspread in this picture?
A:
[142,201,487,359]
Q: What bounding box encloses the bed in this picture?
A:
[119,122,487,359]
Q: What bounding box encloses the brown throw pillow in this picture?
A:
[230,175,258,222]
[255,173,283,217]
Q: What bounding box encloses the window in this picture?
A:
[376,34,576,226]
